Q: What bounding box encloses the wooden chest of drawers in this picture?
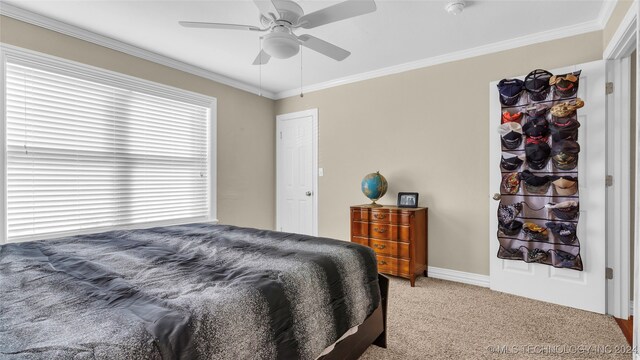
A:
[350,205,428,287]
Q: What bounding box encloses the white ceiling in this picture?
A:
[4,0,608,97]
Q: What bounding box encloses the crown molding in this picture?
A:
[274,19,603,99]
[0,3,277,99]
[0,2,617,102]
[603,0,638,59]
[598,0,619,28]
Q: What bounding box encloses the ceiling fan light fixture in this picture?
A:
[263,32,300,59]
[445,0,465,15]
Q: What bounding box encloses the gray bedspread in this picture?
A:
[0,223,380,359]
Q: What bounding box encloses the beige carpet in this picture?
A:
[361,277,631,359]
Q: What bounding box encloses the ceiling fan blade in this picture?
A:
[297,0,376,29]
[179,21,265,31]
[252,50,271,65]
[298,34,350,61]
[253,0,280,21]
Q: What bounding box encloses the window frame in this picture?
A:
[0,44,218,243]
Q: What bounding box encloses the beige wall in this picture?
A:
[604,0,635,50]
[0,10,629,276]
[0,16,277,230]
[275,31,604,275]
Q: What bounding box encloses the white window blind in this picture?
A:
[5,58,212,242]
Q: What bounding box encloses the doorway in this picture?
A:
[602,10,638,348]
[276,109,319,236]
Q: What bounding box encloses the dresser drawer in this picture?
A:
[351,221,369,237]
[370,209,390,223]
[370,239,410,259]
[372,210,414,225]
[351,236,368,246]
[396,212,414,226]
[370,224,411,242]
[376,255,410,276]
[351,209,369,222]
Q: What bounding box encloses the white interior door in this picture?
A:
[276,109,318,236]
[489,60,607,313]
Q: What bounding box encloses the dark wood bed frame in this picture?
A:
[319,274,389,360]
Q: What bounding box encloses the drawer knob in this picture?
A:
[379,260,387,265]
[373,244,386,249]
[374,227,386,233]
[374,214,386,219]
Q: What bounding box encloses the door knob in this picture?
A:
[492,193,501,201]
[305,191,312,196]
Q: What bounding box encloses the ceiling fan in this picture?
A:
[179,0,377,65]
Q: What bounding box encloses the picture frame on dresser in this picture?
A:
[397,192,419,208]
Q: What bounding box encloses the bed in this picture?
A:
[0,223,387,359]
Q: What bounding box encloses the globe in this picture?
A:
[361,171,388,206]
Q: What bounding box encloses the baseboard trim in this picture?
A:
[427,266,490,288]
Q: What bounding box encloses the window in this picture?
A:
[1,46,216,242]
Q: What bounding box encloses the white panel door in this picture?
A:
[489,60,606,313]
[276,110,317,236]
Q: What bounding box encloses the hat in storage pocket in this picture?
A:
[549,71,581,98]
[550,98,584,118]
[501,172,520,194]
[502,111,523,124]
[524,69,553,101]
[525,142,551,170]
[553,249,582,269]
[547,201,580,220]
[498,203,523,225]
[499,122,523,150]
[550,117,580,142]
[498,220,523,236]
[497,78,525,106]
[524,103,550,118]
[522,222,549,241]
[520,170,551,194]
[501,154,524,171]
[498,246,524,260]
[551,140,580,170]
[523,117,550,138]
[552,177,578,196]
[527,248,548,263]
[545,222,577,244]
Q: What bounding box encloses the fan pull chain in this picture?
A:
[300,47,304,98]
